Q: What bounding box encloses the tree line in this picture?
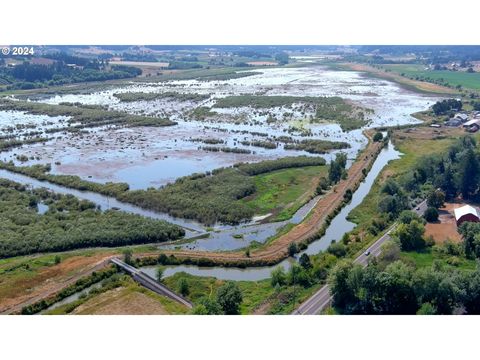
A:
[0,179,184,258]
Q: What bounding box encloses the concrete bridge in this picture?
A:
[110,258,193,309]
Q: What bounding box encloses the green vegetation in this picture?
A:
[383,64,480,91]
[241,165,328,221]
[240,140,277,149]
[21,266,118,314]
[459,223,480,259]
[424,207,439,222]
[215,281,243,315]
[328,153,347,184]
[284,139,349,154]
[0,137,50,151]
[189,137,225,145]
[0,156,326,225]
[328,257,479,314]
[198,71,260,81]
[163,272,272,315]
[187,106,218,120]
[43,274,188,315]
[213,95,371,131]
[0,99,176,131]
[113,91,209,102]
[394,219,426,251]
[200,146,252,154]
[0,178,184,258]
[373,132,383,142]
[0,162,130,197]
[0,52,141,91]
[234,156,326,175]
[432,99,463,115]
[121,156,326,225]
[322,127,480,314]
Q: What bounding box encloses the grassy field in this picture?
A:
[162,272,274,314]
[400,249,476,271]
[383,64,480,91]
[46,277,188,315]
[331,62,458,95]
[348,128,460,243]
[242,165,327,221]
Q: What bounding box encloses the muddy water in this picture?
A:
[139,140,401,281]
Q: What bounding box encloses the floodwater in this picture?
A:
[3,139,400,283]
[7,66,440,190]
[0,169,205,234]
[139,140,402,281]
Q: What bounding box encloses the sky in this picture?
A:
[1,0,479,45]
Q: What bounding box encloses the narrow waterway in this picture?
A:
[0,140,399,284]
[34,140,401,312]
[139,140,401,281]
[0,169,205,235]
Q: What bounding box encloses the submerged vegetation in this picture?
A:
[213,95,371,131]
[284,139,349,154]
[0,136,50,151]
[0,99,176,131]
[113,91,209,102]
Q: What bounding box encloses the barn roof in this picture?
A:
[454,205,480,221]
[463,119,480,127]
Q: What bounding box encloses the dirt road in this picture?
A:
[0,254,115,315]
[145,134,384,265]
[2,134,382,313]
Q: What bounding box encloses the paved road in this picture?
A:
[293,200,428,315]
[110,258,193,308]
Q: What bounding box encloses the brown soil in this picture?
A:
[346,63,456,95]
[252,300,272,315]
[394,126,463,141]
[0,253,116,314]
[72,287,168,315]
[425,202,463,243]
[2,133,383,311]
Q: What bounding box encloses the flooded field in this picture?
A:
[5,66,440,190]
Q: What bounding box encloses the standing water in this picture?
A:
[139,140,401,281]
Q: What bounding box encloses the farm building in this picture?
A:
[454,205,480,226]
[454,113,469,123]
[445,118,463,127]
[463,119,480,132]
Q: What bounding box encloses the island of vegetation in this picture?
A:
[113,91,210,103]
[0,99,177,131]
[213,95,372,131]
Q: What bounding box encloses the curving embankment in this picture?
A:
[138,131,385,267]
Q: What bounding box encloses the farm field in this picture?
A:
[383,64,480,91]
[0,55,460,316]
